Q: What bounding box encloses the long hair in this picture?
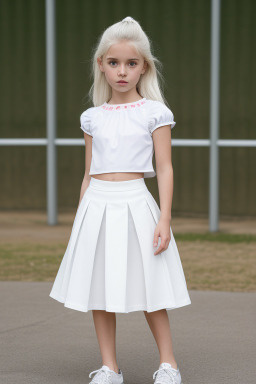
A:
[85,16,169,108]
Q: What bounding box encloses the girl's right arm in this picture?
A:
[77,132,92,208]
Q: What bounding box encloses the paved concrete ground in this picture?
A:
[0,282,255,384]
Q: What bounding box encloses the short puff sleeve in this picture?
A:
[80,108,93,137]
[148,101,176,136]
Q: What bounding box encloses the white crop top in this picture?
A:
[80,97,176,178]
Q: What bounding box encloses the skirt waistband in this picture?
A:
[89,177,147,191]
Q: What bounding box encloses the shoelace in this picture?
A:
[89,367,113,384]
[153,367,177,384]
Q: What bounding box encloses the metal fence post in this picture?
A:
[209,0,221,232]
[46,0,57,225]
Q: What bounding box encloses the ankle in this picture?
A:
[160,360,178,370]
[103,362,119,374]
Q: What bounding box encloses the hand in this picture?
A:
[153,218,171,256]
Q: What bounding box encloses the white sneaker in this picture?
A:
[89,365,124,384]
[153,362,183,384]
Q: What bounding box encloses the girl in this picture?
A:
[49,16,191,384]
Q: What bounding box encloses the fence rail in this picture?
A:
[1,139,256,147]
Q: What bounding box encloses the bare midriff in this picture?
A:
[91,172,144,182]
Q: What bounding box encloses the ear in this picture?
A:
[97,56,104,72]
[142,60,148,74]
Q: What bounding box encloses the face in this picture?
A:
[97,40,147,95]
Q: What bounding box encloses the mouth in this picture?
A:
[117,81,128,83]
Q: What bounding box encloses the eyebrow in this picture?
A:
[106,57,139,60]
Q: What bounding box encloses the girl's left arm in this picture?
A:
[152,125,174,255]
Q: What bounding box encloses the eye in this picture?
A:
[129,61,137,67]
[109,60,117,66]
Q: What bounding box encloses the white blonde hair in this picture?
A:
[84,16,170,107]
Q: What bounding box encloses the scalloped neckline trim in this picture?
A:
[102,98,147,110]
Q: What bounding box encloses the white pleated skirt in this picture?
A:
[49,176,191,313]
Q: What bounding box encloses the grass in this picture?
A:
[0,243,64,282]
[174,232,256,243]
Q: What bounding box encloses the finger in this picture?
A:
[153,235,159,247]
[154,245,165,255]
[153,234,161,248]
[154,237,171,254]
[154,239,162,251]
[154,249,164,255]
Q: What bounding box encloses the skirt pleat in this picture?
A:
[49,177,191,313]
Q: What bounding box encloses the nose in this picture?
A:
[118,64,126,76]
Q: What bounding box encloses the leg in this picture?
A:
[144,309,178,369]
[92,310,119,373]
